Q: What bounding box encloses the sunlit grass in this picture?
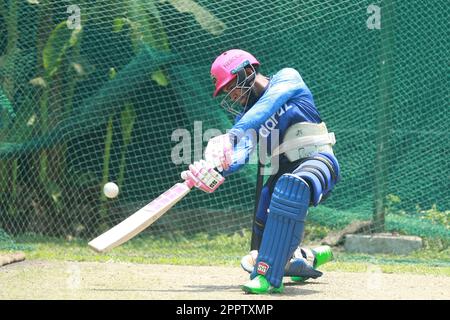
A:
[2,228,448,276]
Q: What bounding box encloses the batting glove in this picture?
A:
[181,160,225,193]
[204,134,233,172]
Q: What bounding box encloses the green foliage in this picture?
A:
[386,194,404,215]
[383,194,449,240]
[7,232,450,275]
[417,205,449,229]
[0,227,32,251]
[118,103,136,187]
[0,0,179,237]
[151,69,169,87]
[304,223,331,242]
[0,87,15,130]
[163,0,226,36]
[123,0,170,52]
[112,1,171,87]
[99,116,114,224]
[43,21,82,77]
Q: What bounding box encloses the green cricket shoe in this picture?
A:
[242,275,284,294]
[291,245,334,283]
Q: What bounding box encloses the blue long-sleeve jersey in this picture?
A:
[223,68,321,176]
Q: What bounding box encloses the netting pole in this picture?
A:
[373,1,394,232]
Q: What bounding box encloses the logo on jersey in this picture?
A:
[257,262,270,275]
[259,103,293,138]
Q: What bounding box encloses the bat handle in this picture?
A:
[180,171,196,189]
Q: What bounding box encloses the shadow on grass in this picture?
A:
[89,284,321,296]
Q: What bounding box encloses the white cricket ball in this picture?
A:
[103,182,119,198]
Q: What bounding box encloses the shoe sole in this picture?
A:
[241,285,284,294]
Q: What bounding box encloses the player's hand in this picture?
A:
[181,160,225,193]
[204,134,233,172]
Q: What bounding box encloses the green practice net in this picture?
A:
[0,1,448,260]
[0,227,15,250]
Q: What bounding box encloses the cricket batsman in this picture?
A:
[181,49,340,294]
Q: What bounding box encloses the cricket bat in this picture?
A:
[88,181,193,253]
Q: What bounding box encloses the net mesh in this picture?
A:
[0,0,448,259]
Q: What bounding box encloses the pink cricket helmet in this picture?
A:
[210,49,260,97]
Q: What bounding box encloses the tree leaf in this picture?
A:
[29,77,48,88]
[108,67,117,80]
[118,103,136,188]
[43,21,82,77]
[120,103,136,146]
[151,69,169,86]
[163,0,226,36]
[112,17,126,33]
[126,0,170,52]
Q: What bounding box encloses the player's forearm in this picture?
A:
[222,162,244,177]
[222,148,253,176]
[222,133,256,176]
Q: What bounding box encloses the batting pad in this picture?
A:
[251,174,310,288]
[293,153,340,206]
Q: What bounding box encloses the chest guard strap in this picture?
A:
[272,122,336,161]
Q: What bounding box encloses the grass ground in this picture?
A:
[2,229,449,299]
[2,229,449,276]
[2,260,449,299]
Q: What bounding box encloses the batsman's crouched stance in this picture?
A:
[182,49,341,294]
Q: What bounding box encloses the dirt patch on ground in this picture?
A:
[1,260,449,300]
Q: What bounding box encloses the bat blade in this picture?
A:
[88,182,192,253]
